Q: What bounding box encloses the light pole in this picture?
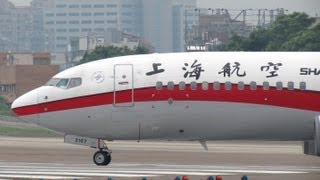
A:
[233,9,253,23]
[258,9,268,27]
[243,9,253,23]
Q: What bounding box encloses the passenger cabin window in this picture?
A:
[300,81,306,90]
[287,81,294,90]
[179,81,186,90]
[263,81,269,90]
[190,81,197,90]
[156,81,163,90]
[202,81,209,90]
[276,81,283,90]
[167,81,174,90]
[225,81,232,90]
[250,81,257,90]
[238,81,244,90]
[213,81,220,90]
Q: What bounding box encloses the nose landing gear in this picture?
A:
[64,135,113,166]
[93,150,112,166]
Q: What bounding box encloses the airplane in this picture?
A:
[11,52,320,166]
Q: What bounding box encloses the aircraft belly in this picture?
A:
[132,101,316,141]
[36,101,316,141]
[37,106,113,139]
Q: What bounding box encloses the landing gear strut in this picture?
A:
[93,149,112,166]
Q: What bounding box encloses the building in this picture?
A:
[31,0,143,57]
[0,0,16,52]
[142,0,197,52]
[29,0,196,58]
[1,0,197,58]
[0,0,45,52]
[0,52,59,103]
[188,10,254,51]
[66,30,153,64]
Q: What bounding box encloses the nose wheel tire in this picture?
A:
[93,151,111,166]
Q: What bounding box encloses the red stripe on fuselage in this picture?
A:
[12,84,320,116]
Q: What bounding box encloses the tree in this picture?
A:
[0,96,11,116]
[220,34,247,51]
[266,12,315,51]
[79,45,150,64]
[222,12,318,51]
[245,29,271,51]
[134,45,150,54]
[281,24,320,51]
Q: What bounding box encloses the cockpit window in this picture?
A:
[68,78,82,89]
[46,78,60,86]
[56,79,69,89]
[46,77,82,89]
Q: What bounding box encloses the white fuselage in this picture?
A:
[11,52,320,141]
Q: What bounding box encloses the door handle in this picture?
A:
[118,81,129,85]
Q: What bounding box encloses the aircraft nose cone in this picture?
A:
[11,89,38,116]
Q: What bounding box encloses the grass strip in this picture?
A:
[0,125,61,137]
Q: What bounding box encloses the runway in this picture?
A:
[0,137,320,179]
[0,161,319,179]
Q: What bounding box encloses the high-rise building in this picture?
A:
[142,0,173,52]
[31,0,143,55]
[142,0,197,52]
[29,0,196,57]
[0,0,15,52]
[1,0,196,61]
[0,0,44,52]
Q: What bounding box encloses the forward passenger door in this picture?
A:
[113,64,134,107]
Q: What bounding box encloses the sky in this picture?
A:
[8,0,320,16]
